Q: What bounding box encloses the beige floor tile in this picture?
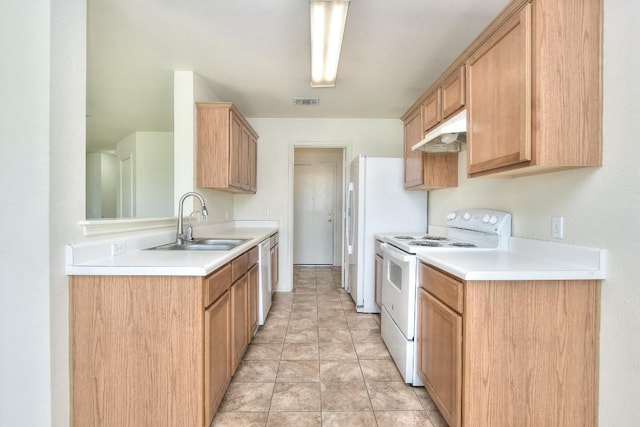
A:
[318,327,352,343]
[270,382,321,411]
[413,386,438,410]
[289,309,317,320]
[232,360,279,383]
[266,411,321,427]
[243,343,283,360]
[212,411,268,426]
[218,382,274,412]
[288,317,318,331]
[319,341,357,360]
[276,360,320,382]
[347,316,380,330]
[317,316,348,329]
[366,382,423,411]
[359,359,402,382]
[285,327,319,343]
[375,410,433,427]
[253,328,286,343]
[262,318,289,330]
[281,342,319,360]
[322,411,377,427]
[427,409,448,427]
[354,341,391,359]
[349,328,383,343]
[319,360,363,382]
[265,309,290,320]
[321,381,371,411]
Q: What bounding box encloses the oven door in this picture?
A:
[381,243,417,340]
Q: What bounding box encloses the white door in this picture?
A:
[293,164,335,265]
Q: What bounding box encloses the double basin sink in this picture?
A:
[147,238,251,251]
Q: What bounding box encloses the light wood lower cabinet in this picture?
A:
[204,289,230,424]
[270,232,279,291]
[417,262,601,427]
[374,239,383,309]
[70,244,264,427]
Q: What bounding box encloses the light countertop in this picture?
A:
[66,220,279,276]
[378,233,606,281]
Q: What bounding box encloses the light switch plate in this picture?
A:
[111,241,126,256]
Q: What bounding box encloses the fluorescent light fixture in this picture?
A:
[310,0,350,87]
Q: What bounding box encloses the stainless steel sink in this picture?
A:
[147,237,251,251]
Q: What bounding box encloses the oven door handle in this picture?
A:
[381,243,413,263]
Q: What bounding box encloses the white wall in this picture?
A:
[135,131,174,217]
[428,1,640,423]
[234,118,403,291]
[0,0,85,426]
[174,70,235,221]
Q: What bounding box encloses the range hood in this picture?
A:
[411,109,466,153]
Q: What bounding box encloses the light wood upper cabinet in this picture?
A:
[441,66,466,120]
[197,102,258,193]
[422,89,441,132]
[403,108,458,190]
[467,4,532,175]
[466,0,602,177]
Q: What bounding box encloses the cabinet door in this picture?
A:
[229,112,243,189]
[441,66,465,120]
[420,288,462,427]
[248,263,259,338]
[240,126,251,190]
[403,109,424,188]
[230,274,249,372]
[422,89,441,132]
[204,290,230,425]
[466,4,532,175]
[249,134,257,193]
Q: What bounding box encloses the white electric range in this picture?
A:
[378,208,512,385]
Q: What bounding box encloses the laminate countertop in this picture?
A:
[414,236,606,281]
[66,220,279,276]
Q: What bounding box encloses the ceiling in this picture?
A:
[87,0,511,152]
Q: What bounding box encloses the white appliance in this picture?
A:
[380,208,512,385]
[258,237,272,325]
[345,155,427,313]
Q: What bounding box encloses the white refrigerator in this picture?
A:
[345,155,427,312]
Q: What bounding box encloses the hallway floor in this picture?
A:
[212,266,447,426]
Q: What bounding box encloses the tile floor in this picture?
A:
[213,266,447,427]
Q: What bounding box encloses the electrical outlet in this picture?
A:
[263,210,270,219]
[111,241,126,256]
[551,216,564,239]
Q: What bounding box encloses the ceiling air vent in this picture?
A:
[293,97,320,106]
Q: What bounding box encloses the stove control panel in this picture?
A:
[446,209,512,235]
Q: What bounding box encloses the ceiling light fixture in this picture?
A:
[309,0,350,88]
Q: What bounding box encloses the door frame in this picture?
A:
[287,141,352,289]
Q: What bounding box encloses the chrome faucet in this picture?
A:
[176,192,209,244]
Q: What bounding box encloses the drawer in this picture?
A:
[204,263,232,307]
[419,263,464,314]
[231,252,249,283]
[248,246,259,267]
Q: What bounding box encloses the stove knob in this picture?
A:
[463,212,472,221]
[447,212,457,220]
[482,214,490,223]
[489,215,499,225]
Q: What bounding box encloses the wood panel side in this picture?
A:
[197,105,230,188]
[70,275,204,427]
[533,0,602,166]
[462,279,600,427]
